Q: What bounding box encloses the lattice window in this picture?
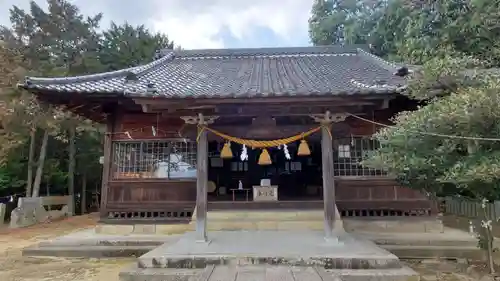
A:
[333,136,386,177]
[112,140,197,179]
[338,145,351,158]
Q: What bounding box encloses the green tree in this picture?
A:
[308,0,387,46]
[99,22,174,71]
[0,0,103,198]
[308,0,500,65]
[0,0,177,209]
[363,54,500,272]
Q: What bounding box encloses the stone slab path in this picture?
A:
[195,265,341,281]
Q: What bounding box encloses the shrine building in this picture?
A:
[19,45,436,239]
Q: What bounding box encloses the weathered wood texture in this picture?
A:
[100,115,114,217]
[113,113,188,140]
[335,177,437,215]
[110,110,391,141]
[107,180,196,203]
[321,123,336,238]
[102,178,435,222]
[102,109,434,222]
[103,180,196,222]
[195,119,209,242]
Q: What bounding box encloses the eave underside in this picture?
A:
[31,89,405,123]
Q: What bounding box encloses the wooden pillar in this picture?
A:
[182,114,217,243]
[99,113,115,219]
[312,111,347,240]
[321,121,335,239]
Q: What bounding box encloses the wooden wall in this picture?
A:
[102,113,197,222]
[335,178,437,216]
[112,113,190,140]
[99,109,434,223]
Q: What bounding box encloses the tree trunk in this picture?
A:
[26,130,36,197]
[46,182,51,211]
[68,127,76,215]
[81,173,87,214]
[31,130,49,197]
[95,181,100,209]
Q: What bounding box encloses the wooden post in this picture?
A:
[182,114,217,243]
[196,115,208,242]
[99,114,115,219]
[312,111,347,241]
[321,122,335,239]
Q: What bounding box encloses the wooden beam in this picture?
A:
[380,98,390,109]
[133,95,395,106]
[141,104,152,113]
[179,122,356,141]
[161,104,376,118]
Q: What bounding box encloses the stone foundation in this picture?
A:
[97,210,443,235]
[96,223,192,235]
[344,218,444,233]
[127,230,420,281]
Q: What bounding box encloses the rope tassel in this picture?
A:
[297,139,311,156]
[258,149,272,165]
[220,141,233,159]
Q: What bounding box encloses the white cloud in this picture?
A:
[0,0,313,49]
[149,0,313,49]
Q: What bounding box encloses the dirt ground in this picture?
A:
[0,214,132,281]
[0,214,494,281]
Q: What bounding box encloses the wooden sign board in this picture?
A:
[252,186,278,201]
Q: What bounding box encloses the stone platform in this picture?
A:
[96,210,445,235]
[122,230,420,281]
[120,264,420,281]
[22,226,486,260]
[138,230,402,269]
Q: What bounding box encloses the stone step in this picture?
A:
[22,242,483,261]
[137,231,404,270]
[23,245,154,258]
[321,266,420,281]
[383,245,483,260]
[180,265,419,281]
[193,210,444,233]
[197,265,342,281]
[356,232,478,247]
[196,210,325,221]
[37,237,170,247]
[191,220,325,231]
[119,263,204,281]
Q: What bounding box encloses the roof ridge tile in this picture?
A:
[356,48,403,73]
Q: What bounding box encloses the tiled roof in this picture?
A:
[20,45,408,99]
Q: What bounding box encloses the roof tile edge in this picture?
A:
[21,52,176,86]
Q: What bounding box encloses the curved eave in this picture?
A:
[19,52,176,86]
[22,88,128,124]
[18,84,407,100]
[18,82,125,98]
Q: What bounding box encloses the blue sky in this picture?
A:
[0,0,313,49]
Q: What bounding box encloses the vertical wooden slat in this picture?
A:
[99,113,115,218]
